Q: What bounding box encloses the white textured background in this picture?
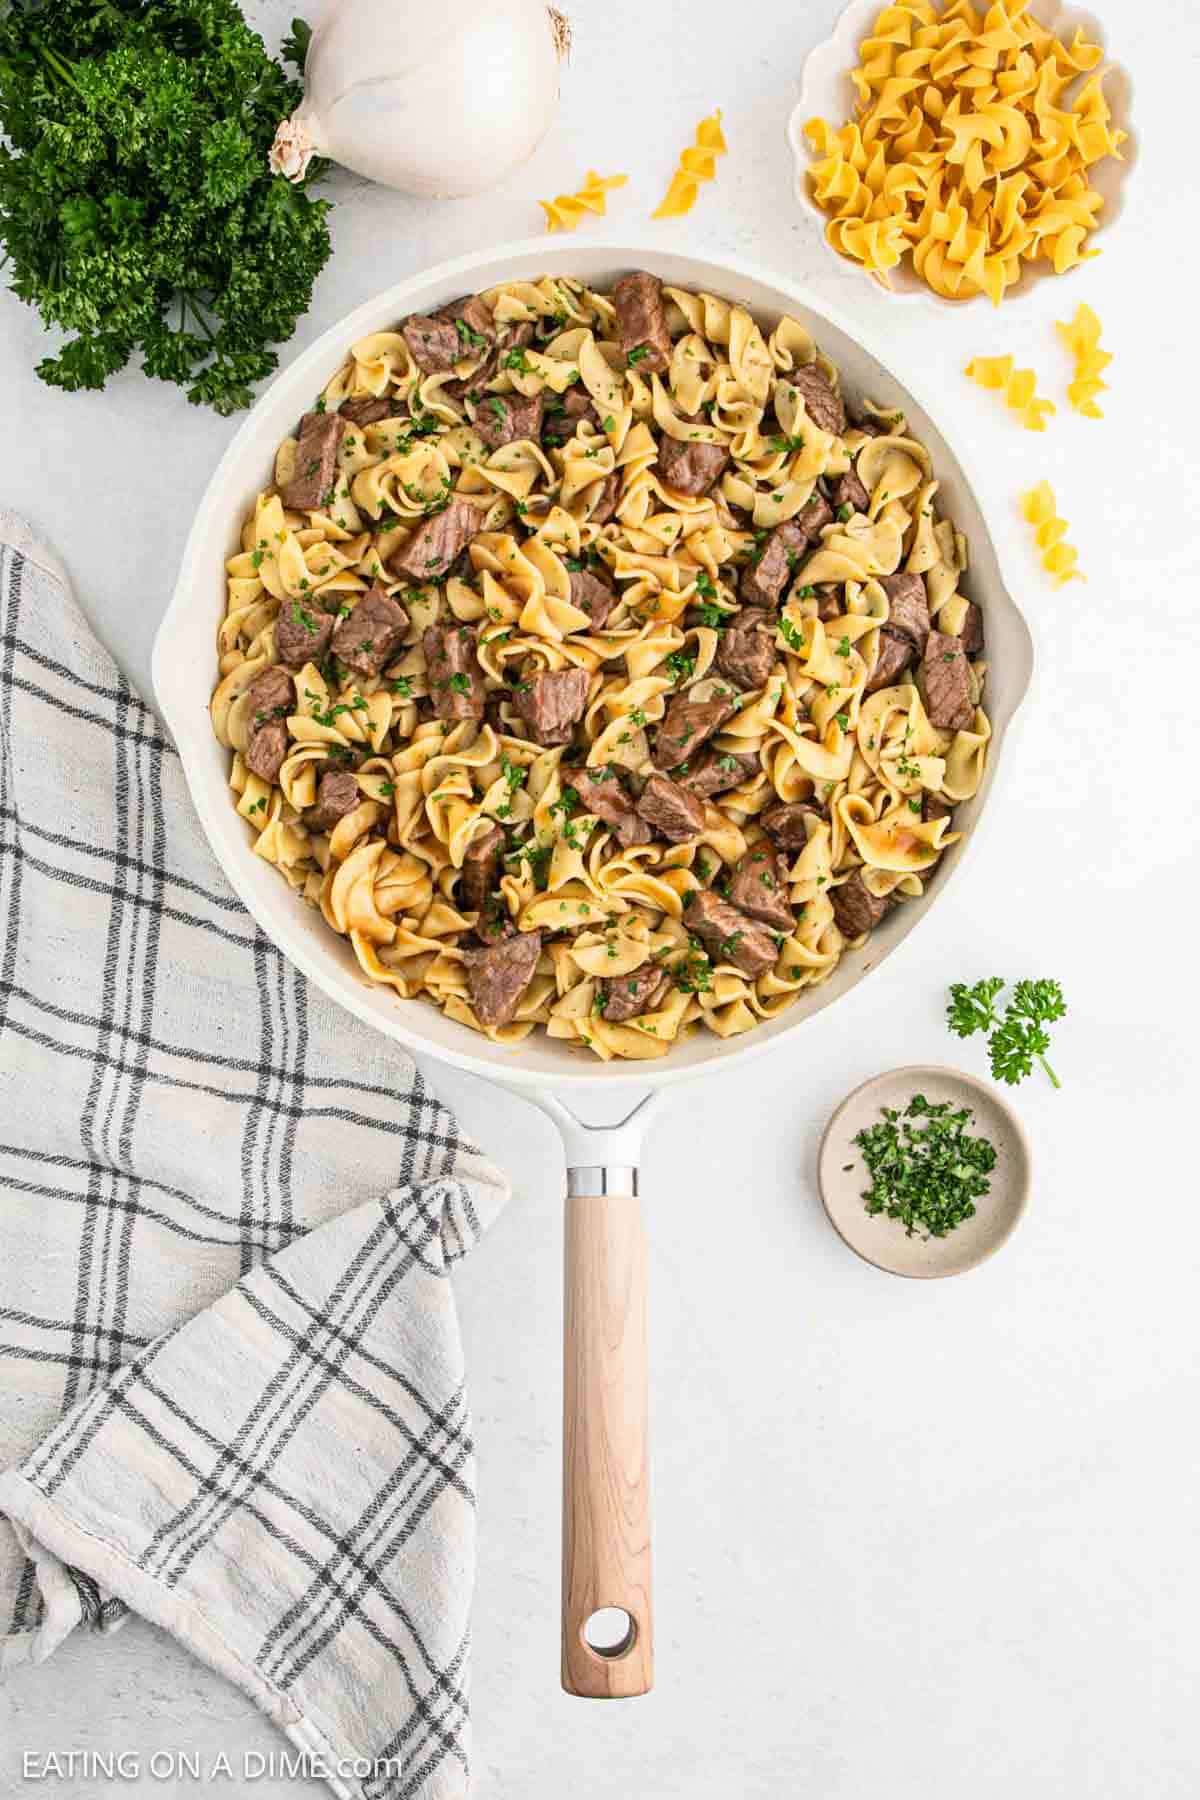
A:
[2,1,1198,1796]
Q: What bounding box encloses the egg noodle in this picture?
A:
[210,274,991,1062]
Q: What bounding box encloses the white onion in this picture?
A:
[271,0,569,198]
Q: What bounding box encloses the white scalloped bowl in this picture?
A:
[787,0,1137,309]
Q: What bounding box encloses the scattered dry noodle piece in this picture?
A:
[802,0,1127,303]
[1021,480,1083,584]
[652,109,726,218]
[1056,302,1111,417]
[965,355,1055,429]
[539,170,628,233]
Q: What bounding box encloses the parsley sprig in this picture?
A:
[0,1,332,414]
[853,1094,997,1238]
[947,976,1067,1088]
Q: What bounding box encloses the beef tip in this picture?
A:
[958,599,984,656]
[475,902,517,944]
[402,313,463,374]
[473,391,544,450]
[307,769,360,832]
[438,294,497,354]
[244,721,288,783]
[831,870,890,938]
[922,630,975,731]
[280,411,345,511]
[881,572,931,652]
[657,413,729,497]
[677,749,759,799]
[512,667,589,746]
[339,396,397,428]
[597,962,670,1024]
[424,623,486,721]
[613,271,672,373]
[567,766,652,848]
[245,664,293,730]
[852,415,887,437]
[761,800,822,850]
[544,388,600,445]
[637,773,706,843]
[569,566,616,629]
[498,318,534,354]
[739,519,808,609]
[330,584,410,679]
[864,626,915,695]
[463,929,542,1027]
[589,471,622,525]
[715,610,775,690]
[653,692,736,771]
[392,498,483,582]
[815,583,842,623]
[829,465,870,515]
[790,364,846,437]
[923,793,955,826]
[728,842,794,932]
[683,888,779,978]
[275,597,334,669]
[460,822,505,914]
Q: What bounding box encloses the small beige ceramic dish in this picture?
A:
[786,0,1137,309]
[818,1066,1030,1278]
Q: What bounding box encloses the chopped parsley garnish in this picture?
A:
[853,1094,997,1239]
[626,345,651,366]
[664,649,696,685]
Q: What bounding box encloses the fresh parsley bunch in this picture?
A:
[0,3,330,414]
[947,977,1067,1088]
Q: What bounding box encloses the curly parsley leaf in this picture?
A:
[0,0,332,415]
[946,977,1006,1040]
[947,976,1066,1088]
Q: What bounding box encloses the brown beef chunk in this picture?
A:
[761,800,822,850]
[567,766,652,848]
[280,412,345,511]
[796,490,835,540]
[460,822,505,914]
[657,413,729,497]
[653,692,736,770]
[589,471,622,525]
[244,664,293,780]
[852,415,887,437]
[438,294,496,354]
[815,583,843,623]
[739,519,808,609]
[339,396,397,428]
[307,769,360,832]
[330,585,410,678]
[790,364,846,437]
[401,314,462,374]
[922,630,975,730]
[244,722,287,783]
[424,623,486,721]
[716,610,775,689]
[463,929,541,1027]
[473,391,544,450]
[512,668,589,746]
[881,572,931,652]
[728,842,794,932]
[923,793,954,826]
[569,567,616,629]
[613,271,672,373]
[864,626,915,695]
[831,870,890,938]
[683,888,779,977]
[637,773,706,843]
[830,465,870,515]
[275,598,334,669]
[958,599,984,655]
[392,498,482,582]
[544,388,600,445]
[597,962,670,1024]
[677,749,759,799]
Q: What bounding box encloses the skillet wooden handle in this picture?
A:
[561,1188,653,1697]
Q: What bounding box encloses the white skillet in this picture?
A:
[152,239,1034,1698]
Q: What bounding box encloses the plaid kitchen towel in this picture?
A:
[0,513,509,1800]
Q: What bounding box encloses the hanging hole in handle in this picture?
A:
[582,1607,637,1659]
